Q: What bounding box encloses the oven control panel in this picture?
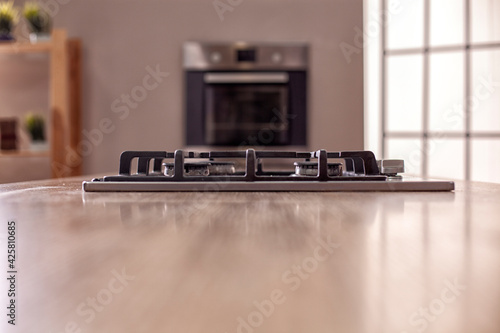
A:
[184,42,308,70]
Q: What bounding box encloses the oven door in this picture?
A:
[204,72,290,146]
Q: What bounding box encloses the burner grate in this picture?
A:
[103,149,385,182]
[83,149,455,192]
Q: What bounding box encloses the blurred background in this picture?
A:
[0,0,498,183]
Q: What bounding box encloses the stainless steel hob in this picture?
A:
[82,149,454,192]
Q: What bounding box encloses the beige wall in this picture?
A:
[1,0,364,176]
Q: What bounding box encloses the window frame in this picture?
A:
[379,0,500,180]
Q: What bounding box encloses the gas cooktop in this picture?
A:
[82,149,454,192]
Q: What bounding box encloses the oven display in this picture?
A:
[237,49,256,62]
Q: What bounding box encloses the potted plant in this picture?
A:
[0,1,18,41]
[24,113,47,150]
[23,1,51,43]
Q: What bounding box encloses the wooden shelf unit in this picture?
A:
[0,44,52,54]
[0,29,82,178]
[0,150,50,158]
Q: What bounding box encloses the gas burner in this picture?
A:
[83,149,454,192]
[294,162,342,177]
[164,162,236,177]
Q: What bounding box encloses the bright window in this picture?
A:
[365,0,500,182]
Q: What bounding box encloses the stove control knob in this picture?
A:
[210,52,222,63]
[377,159,405,176]
[271,52,283,63]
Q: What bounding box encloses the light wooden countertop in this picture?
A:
[0,177,499,332]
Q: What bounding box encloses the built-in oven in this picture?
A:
[184,42,308,147]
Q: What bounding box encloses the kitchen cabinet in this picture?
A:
[1,177,499,332]
[0,29,81,179]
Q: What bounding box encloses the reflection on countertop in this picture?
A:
[1,178,498,333]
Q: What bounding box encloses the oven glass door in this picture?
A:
[204,72,289,146]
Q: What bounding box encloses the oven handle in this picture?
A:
[204,72,289,84]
